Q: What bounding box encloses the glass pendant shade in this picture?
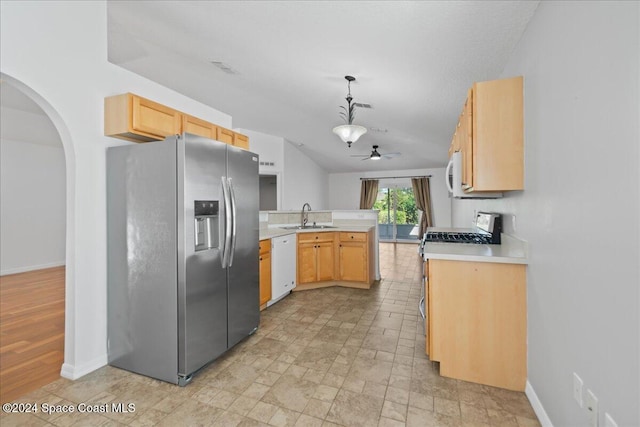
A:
[332,124,367,147]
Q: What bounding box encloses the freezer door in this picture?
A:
[227,146,260,348]
[107,138,178,384]
[178,134,229,376]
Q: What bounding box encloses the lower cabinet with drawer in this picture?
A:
[297,232,335,284]
[259,239,271,309]
[337,232,369,283]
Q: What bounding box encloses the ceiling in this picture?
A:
[105,2,539,173]
[107,1,538,172]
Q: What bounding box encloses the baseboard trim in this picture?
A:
[1,261,65,276]
[526,380,553,427]
[60,355,108,380]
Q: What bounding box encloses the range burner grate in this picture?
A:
[425,231,493,245]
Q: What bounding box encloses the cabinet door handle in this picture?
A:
[351,236,354,239]
[259,257,263,261]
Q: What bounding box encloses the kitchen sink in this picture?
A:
[280,225,338,230]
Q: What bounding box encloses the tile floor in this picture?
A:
[1,243,541,427]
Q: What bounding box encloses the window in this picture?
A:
[373,185,420,242]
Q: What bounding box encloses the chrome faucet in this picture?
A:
[301,203,312,228]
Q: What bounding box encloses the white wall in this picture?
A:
[0,139,66,274]
[236,128,285,210]
[451,2,639,426]
[236,128,330,211]
[1,1,233,379]
[329,168,451,227]
[282,140,329,210]
[235,128,285,175]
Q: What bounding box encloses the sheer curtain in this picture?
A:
[411,177,433,237]
[359,179,379,209]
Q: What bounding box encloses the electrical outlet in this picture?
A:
[573,373,583,407]
[604,413,618,427]
[585,389,598,427]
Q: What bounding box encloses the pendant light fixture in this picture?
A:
[332,75,367,147]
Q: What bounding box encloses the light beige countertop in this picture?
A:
[260,225,374,241]
[423,234,528,265]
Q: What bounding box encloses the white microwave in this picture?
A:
[446,152,502,199]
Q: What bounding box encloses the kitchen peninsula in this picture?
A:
[259,210,379,306]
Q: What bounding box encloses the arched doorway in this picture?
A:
[0,74,75,402]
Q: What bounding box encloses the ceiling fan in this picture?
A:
[350,145,401,161]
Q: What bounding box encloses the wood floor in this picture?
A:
[0,266,65,404]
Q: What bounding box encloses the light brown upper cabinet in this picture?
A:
[105,93,250,150]
[448,121,461,158]
[460,91,473,188]
[182,114,218,140]
[216,127,235,145]
[233,133,250,150]
[105,93,181,143]
[217,127,250,149]
[450,76,524,192]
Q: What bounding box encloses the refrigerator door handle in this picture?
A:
[221,176,233,268]
[228,178,238,267]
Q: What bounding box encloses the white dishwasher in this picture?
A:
[269,234,296,306]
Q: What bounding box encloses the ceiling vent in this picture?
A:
[353,102,373,109]
[369,127,388,133]
[210,61,239,75]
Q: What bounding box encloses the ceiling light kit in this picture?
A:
[332,75,367,148]
[351,145,401,161]
[369,145,381,160]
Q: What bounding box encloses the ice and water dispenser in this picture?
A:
[194,200,219,251]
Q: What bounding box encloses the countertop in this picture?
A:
[260,225,374,241]
[423,234,528,265]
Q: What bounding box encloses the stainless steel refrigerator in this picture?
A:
[107,133,259,385]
